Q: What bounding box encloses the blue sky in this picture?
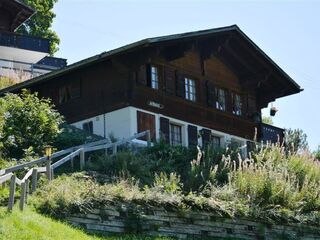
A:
[52,0,320,150]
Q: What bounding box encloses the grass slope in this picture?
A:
[0,207,170,240]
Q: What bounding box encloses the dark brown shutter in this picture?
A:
[137,111,156,141]
[160,117,170,143]
[225,90,232,113]
[188,125,198,146]
[242,94,248,118]
[146,64,151,87]
[206,81,215,107]
[175,70,185,98]
[137,64,147,85]
[201,128,211,146]
[164,66,175,94]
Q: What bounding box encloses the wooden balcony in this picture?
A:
[259,123,284,144]
[0,31,50,53]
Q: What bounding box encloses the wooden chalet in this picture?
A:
[0,25,302,150]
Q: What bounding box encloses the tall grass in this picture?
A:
[31,143,320,225]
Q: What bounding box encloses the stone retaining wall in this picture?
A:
[68,205,320,239]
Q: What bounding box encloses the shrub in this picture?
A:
[31,143,320,225]
[0,90,64,159]
[53,123,104,151]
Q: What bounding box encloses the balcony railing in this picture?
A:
[259,123,284,144]
[0,31,50,53]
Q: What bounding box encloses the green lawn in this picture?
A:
[0,207,170,240]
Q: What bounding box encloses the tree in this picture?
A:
[262,116,274,125]
[17,0,60,55]
[284,128,309,153]
[0,90,64,159]
[315,146,320,161]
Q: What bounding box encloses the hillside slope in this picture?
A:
[0,207,169,240]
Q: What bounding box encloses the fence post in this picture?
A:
[146,130,151,147]
[71,156,74,171]
[46,156,52,181]
[25,179,29,204]
[8,175,16,212]
[80,149,85,170]
[31,168,38,193]
[19,181,26,211]
[112,143,117,155]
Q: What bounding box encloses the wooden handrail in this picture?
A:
[51,148,82,169]
[0,130,152,212]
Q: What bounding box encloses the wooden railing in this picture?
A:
[0,130,151,212]
[259,123,284,144]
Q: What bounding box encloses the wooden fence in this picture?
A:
[0,130,151,212]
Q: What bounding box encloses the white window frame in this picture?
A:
[170,123,183,146]
[184,78,196,102]
[215,88,226,111]
[151,65,159,90]
[232,93,242,116]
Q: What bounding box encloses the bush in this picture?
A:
[0,90,64,159]
[53,123,103,151]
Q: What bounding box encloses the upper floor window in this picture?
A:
[184,78,196,102]
[59,80,81,104]
[215,88,226,111]
[151,65,159,89]
[232,93,242,116]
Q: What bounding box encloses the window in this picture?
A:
[232,93,242,116]
[211,136,221,147]
[151,65,159,89]
[170,123,182,146]
[83,121,93,134]
[184,78,196,102]
[215,88,226,111]
[59,80,81,104]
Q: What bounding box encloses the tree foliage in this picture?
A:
[0,90,64,159]
[17,0,60,55]
[284,128,309,153]
[315,146,320,161]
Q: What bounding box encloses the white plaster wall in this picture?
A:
[71,106,248,151]
[105,107,133,140]
[71,114,105,137]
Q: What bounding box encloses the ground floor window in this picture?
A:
[211,135,221,147]
[170,123,182,146]
[83,121,93,134]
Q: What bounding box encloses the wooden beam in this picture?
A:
[223,43,257,74]
[8,175,16,212]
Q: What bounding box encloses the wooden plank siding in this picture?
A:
[27,46,259,141]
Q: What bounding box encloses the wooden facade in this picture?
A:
[0,25,302,144]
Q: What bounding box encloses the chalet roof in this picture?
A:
[0,0,35,31]
[0,25,302,99]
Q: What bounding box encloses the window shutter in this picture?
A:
[242,94,248,117]
[137,64,147,85]
[137,111,156,141]
[201,128,211,146]
[146,64,151,87]
[188,125,198,146]
[225,90,232,113]
[164,66,175,94]
[175,70,185,98]
[160,117,170,143]
[206,81,215,107]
